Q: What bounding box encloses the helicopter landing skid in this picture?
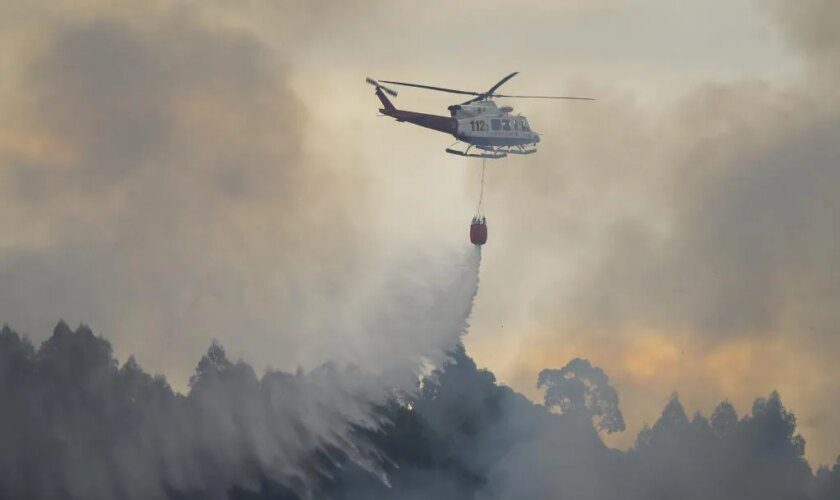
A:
[504,147,537,155]
[446,147,507,159]
[446,142,507,159]
[476,144,538,156]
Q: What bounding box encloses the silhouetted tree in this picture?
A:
[538,358,625,433]
[0,323,835,500]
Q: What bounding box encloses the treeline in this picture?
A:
[0,323,838,499]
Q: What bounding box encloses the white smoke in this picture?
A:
[184,244,485,496]
[0,246,484,499]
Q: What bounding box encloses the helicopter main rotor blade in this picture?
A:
[493,94,595,100]
[485,71,519,96]
[459,72,522,104]
[378,80,480,96]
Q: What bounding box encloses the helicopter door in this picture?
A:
[489,118,507,139]
[501,119,512,137]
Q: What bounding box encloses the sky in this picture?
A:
[0,0,838,467]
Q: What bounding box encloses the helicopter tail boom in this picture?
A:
[374,87,456,135]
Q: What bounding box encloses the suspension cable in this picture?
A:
[475,157,486,218]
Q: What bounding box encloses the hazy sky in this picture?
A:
[1,0,838,466]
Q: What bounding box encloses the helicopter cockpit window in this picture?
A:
[490,119,501,131]
[502,119,511,131]
[521,119,530,131]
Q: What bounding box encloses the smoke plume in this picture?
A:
[0,245,482,500]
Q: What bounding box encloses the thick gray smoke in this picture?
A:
[0,4,492,497]
[468,0,840,462]
[0,0,382,387]
[2,1,840,498]
[0,247,482,500]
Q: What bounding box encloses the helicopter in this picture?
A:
[366,72,593,159]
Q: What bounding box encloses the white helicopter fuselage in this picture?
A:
[370,83,551,158]
[450,101,540,148]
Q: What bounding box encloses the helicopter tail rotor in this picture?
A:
[366,77,398,97]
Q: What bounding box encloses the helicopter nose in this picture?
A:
[533,132,540,143]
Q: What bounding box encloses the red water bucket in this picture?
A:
[470,217,487,245]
